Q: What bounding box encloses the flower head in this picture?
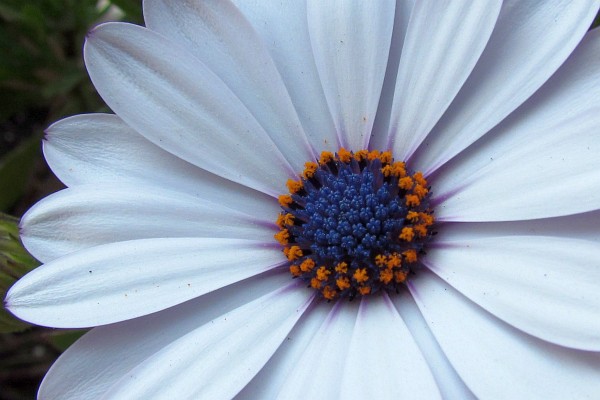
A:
[5,1,600,398]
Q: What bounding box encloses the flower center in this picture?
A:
[275,149,435,300]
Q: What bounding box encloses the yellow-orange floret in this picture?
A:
[403,249,418,263]
[319,151,334,165]
[274,229,290,245]
[285,245,303,260]
[354,150,369,161]
[386,253,402,268]
[414,224,428,237]
[391,161,407,177]
[399,227,415,242]
[310,277,322,289]
[358,286,371,295]
[278,194,293,207]
[290,264,301,277]
[276,213,295,228]
[353,268,369,283]
[405,194,421,207]
[413,184,429,199]
[335,262,348,274]
[379,151,393,164]
[367,150,381,160]
[375,254,387,267]
[420,213,435,226]
[379,269,394,284]
[322,286,337,300]
[303,161,318,179]
[406,211,420,222]
[286,179,303,194]
[337,148,352,163]
[413,171,427,187]
[336,276,351,290]
[300,259,316,272]
[398,176,414,190]
[395,270,408,283]
[316,266,331,281]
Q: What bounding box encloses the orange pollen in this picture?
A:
[289,264,301,277]
[358,286,371,295]
[405,194,421,207]
[403,249,418,263]
[300,259,316,272]
[354,149,369,161]
[337,147,353,163]
[398,176,414,190]
[395,270,408,283]
[303,161,318,179]
[286,179,303,194]
[278,194,293,207]
[353,268,369,283]
[274,229,290,245]
[322,286,337,300]
[316,266,331,281]
[386,253,402,268]
[319,151,334,165]
[336,276,351,290]
[285,246,303,260]
[379,269,394,284]
[335,262,348,274]
[399,227,415,242]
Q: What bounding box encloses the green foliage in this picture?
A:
[0,213,39,333]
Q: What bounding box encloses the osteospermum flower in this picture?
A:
[5,0,600,398]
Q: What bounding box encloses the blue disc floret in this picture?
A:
[276,149,435,300]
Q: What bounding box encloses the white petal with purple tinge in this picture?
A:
[144,0,315,171]
[276,300,358,398]
[230,0,338,153]
[340,294,441,399]
[103,282,313,399]
[307,0,395,150]
[84,22,294,196]
[425,235,600,350]
[38,272,291,400]
[411,0,599,174]
[44,114,274,211]
[410,270,600,399]
[387,0,501,160]
[6,238,284,327]
[20,183,276,262]
[434,27,600,222]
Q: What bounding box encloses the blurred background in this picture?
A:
[0,1,599,399]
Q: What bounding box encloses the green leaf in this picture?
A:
[0,134,40,212]
[0,213,39,333]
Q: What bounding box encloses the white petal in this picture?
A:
[391,288,476,399]
[340,294,441,399]
[44,114,274,210]
[426,235,600,350]
[410,270,600,399]
[307,0,395,150]
[436,210,600,243]
[388,0,501,160]
[370,0,415,150]
[6,238,283,327]
[84,22,294,196]
[276,300,358,398]
[235,301,331,399]
[230,0,338,153]
[103,282,313,399]
[411,0,599,174]
[20,183,276,262]
[38,271,290,399]
[434,28,600,221]
[143,0,315,170]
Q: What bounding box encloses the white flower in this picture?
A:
[5,0,600,398]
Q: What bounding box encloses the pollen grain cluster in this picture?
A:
[275,149,435,300]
